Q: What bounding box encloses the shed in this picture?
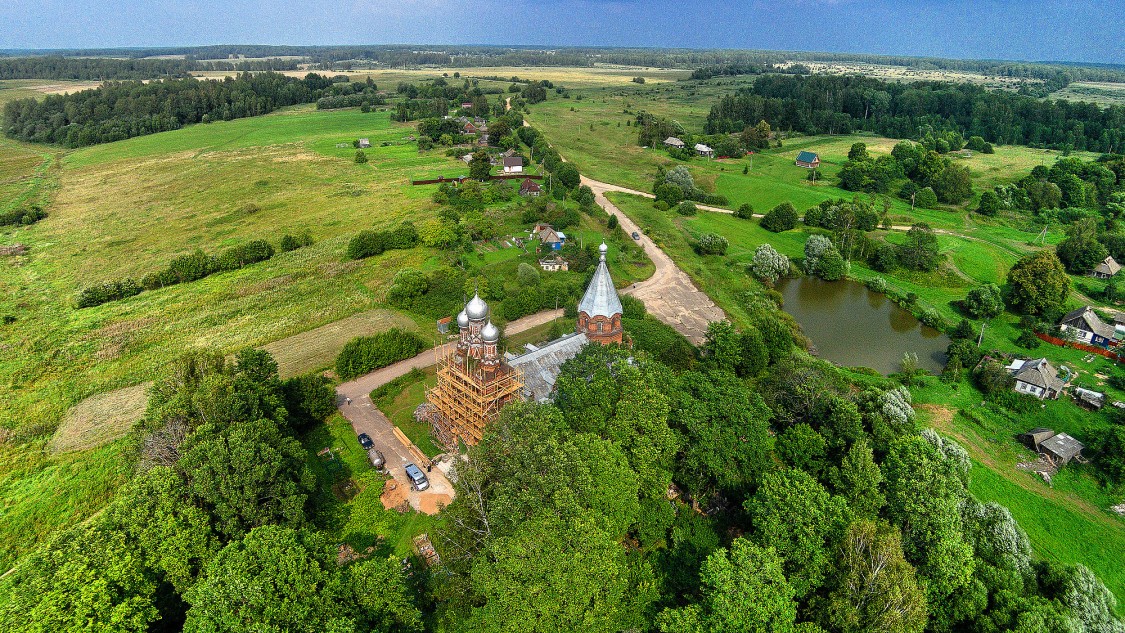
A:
[1092,256,1121,279]
[357,138,371,149]
[436,316,452,334]
[795,151,820,168]
[694,143,714,158]
[1039,433,1084,466]
[1073,387,1105,410]
[663,136,685,149]
[1018,428,1056,451]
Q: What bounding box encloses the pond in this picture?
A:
[776,277,950,375]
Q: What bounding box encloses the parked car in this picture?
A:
[367,449,386,472]
[357,433,374,450]
[631,231,640,240]
[404,463,430,491]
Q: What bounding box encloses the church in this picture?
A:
[425,242,623,447]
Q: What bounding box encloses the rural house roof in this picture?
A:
[1039,432,1084,461]
[796,151,819,163]
[1061,306,1116,340]
[578,243,623,319]
[1093,256,1121,276]
[695,143,713,152]
[537,226,561,243]
[663,136,684,147]
[503,156,523,168]
[519,178,541,194]
[1011,358,1065,393]
[1074,387,1106,409]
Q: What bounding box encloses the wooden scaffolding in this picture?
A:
[426,348,522,448]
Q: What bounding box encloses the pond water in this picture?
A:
[776,277,950,375]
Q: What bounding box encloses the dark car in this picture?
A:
[357,433,374,450]
[631,231,640,240]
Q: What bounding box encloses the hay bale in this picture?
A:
[50,383,151,453]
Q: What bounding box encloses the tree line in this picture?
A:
[704,74,1125,153]
[2,72,335,147]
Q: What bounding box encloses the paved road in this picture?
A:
[335,309,563,514]
[584,176,726,344]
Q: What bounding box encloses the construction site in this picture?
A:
[426,242,623,447]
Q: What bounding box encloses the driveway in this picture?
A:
[335,309,563,514]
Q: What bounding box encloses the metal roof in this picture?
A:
[1011,358,1066,393]
[508,332,589,402]
[1039,432,1084,460]
[796,151,819,162]
[577,244,622,319]
[1061,306,1116,340]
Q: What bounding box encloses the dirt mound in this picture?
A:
[381,480,409,511]
[419,493,452,515]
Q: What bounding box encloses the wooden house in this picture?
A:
[795,151,820,168]
[503,156,524,174]
[538,256,568,272]
[1091,256,1121,279]
[357,138,371,148]
[663,136,685,149]
[694,143,715,158]
[519,178,541,197]
[1018,428,1057,451]
[1039,433,1084,466]
[1006,357,1065,399]
[1059,306,1116,347]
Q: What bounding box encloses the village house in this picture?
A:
[518,178,541,197]
[463,122,478,134]
[694,143,714,158]
[461,102,473,109]
[503,156,524,174]
[795,151,820,168]
[1091,255,1121,279]
[357,138,371,149]
[663,136,685,149]
[461,153,473,164]
[1059,306,1116,347]
[538,256,568,272]
[532,223,565,250]
[1006,357,1066,399]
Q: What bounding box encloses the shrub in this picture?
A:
[620,295,646,320]
[214,240,274,271]
[623,316,697,370]
[75,279,142,308]
[354,150,368,164]
[698,233,728,255]
[866,277,888,293]
[346,230,387,260]
[335,328,428,380]
[279,232,314,252]
[817,249,848,281]
[751,244,789,285]
[167,249,216,284]
[963,283,1004,319]
[517,262,541,286]
[653,200,670,212]
[760,202,798,232]
[734,203,755,219]
[676,201,697,216]
[914,186,938,208]
[0,205,47,227]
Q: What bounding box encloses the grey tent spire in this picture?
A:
[578,242,622,318]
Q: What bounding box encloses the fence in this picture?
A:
[410,174,544,186]
[1036,332,1123,361]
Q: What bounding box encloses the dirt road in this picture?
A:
[583,176,726,343]
[334,309,563,514]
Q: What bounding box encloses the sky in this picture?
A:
[3,0,1124,65]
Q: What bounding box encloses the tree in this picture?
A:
[977,190,1002,216]
[817,249,848,281]
[180,419,313,538]
[183,525,421,633]
[554,162,581,189]
[746,470,843,598]
[914,186,938,209]
[776,423,828,476]
[848,142,869,162]
[1056,218,1108,274]
[735,203,755,219]
[761,202,799,232]
[816,520,927,633]
[931,164,973,204]
[1005,250,1070,316]
[517,262,541,285]
[804,235,835,275]
[751,244,789,285]
[469,149,492,180]
[835,440,885,518]
[354,149,367,164]
[664,165,699,199]
[417,218,459,249]
[740,119,772,151]
[963,283,1004,319]
[657,539,800,633]
[898,223,941,271]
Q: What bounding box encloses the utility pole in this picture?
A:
[978,322,986,347]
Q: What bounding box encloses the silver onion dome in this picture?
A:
[481,320,500,343]
[466,293,489,321]
[456,309,469,328]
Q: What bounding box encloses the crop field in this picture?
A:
[1050,81,1125,106]
[777,61,1040,90]
[262,308,421,378]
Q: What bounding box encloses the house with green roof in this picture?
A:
[795,151,820,168]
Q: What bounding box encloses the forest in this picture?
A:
[704,75,1125,153]
[1,72,335,146]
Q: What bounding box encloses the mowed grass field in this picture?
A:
[0,105,470,567]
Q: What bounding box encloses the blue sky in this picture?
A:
[3,0,1123,64]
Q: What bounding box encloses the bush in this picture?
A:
[817,249,848,281]
[335,328,428,380]
[75,279,142,308]
[214,240,274,271]
[760,202,798,232]
[620,295,646,319]
[279,232,314,252]
[282,374,337,432]
[676,201,698,216]
[698,233,728,255]
[734,203,755,219]
[354,150,368,164]
[914,187,938,209]
[750,244,789,285]
[623,316,697,370]
[866,277,888,293]
[653,200,670,212]
[0,205,47,227]
[346,230,387,260]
